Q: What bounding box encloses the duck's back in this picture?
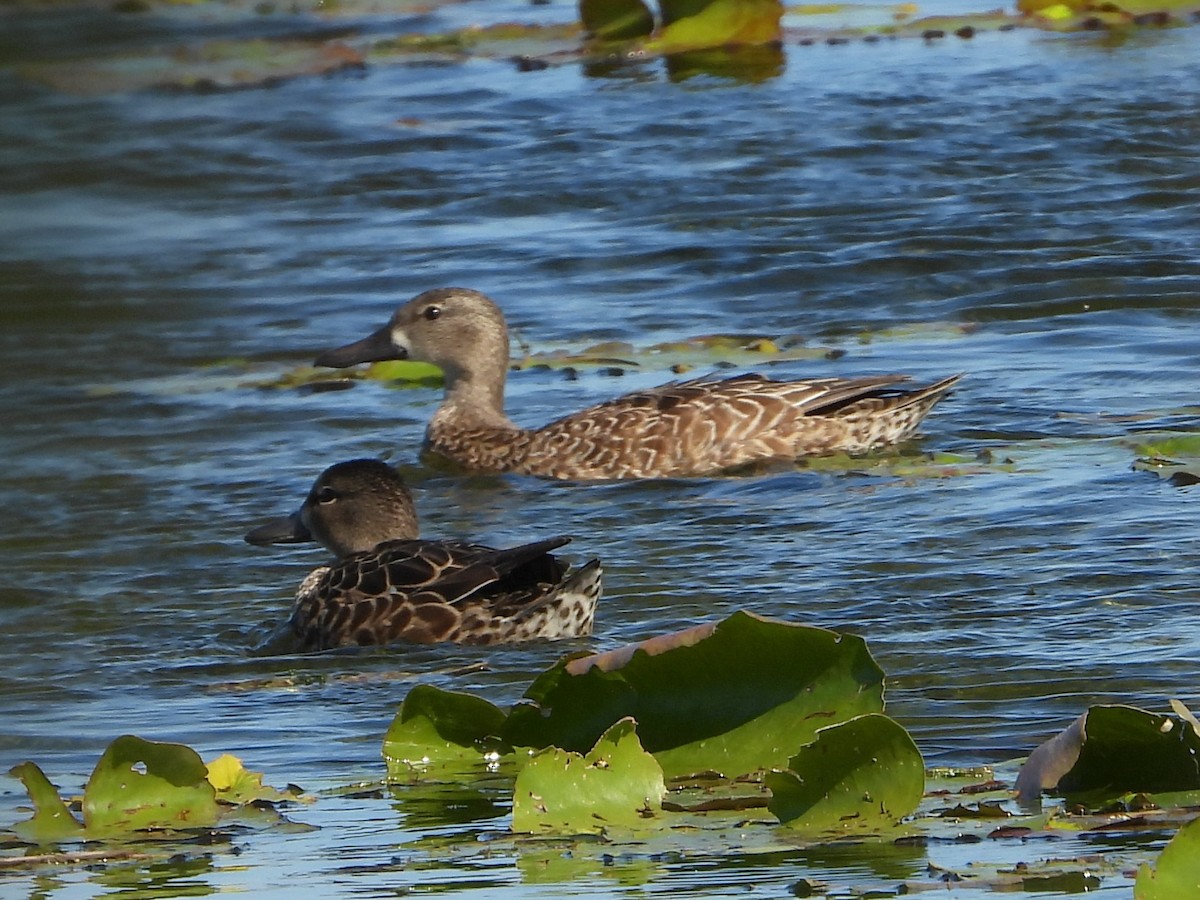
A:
[288,536,599,651]
[514,373,960,480]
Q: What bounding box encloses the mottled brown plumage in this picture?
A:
[315,288,961,481]
[245,459,602,652]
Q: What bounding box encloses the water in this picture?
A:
[2,1,1200,895]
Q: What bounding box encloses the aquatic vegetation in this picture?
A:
[511,718,666,834]
[765,713,925,833]
[1016,702,1200,804]
[6,614,1200,891]
[383,683,508,778]
[7,736,299,846]
[1133,434,1200,487]
[13,0,1200,94]
[1136,815,1200,899]
[502,612,886,780]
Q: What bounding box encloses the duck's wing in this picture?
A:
[295,537,573,648]
[524,373,952,479]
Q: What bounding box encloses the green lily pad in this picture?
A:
[1015,705,1200,805]
[645,0,783,53]
[7,762,85,843]
[1136,815,1200,899]
[82,735,219,835]
[511,718,665,834]
[503,611,885,779]
[765,713,924,835]
[382,684,508,780]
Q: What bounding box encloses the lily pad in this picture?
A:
[766,713,924,834]
[7,762,85,843]
[1136,815,1200,899]
[503,611,885,779]
[83,735,219,834]
[645,0,784,53]
[511,718,665,834]
[1015,705,1200,805]
[383,684,508,779]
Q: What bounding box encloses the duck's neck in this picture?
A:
[440,358,519,431]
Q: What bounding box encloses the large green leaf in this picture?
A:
[644,0,783,53]
[1015,705,1200,804]
[511,718,665,834]
[503,611,885,779]
[765,714,925,835]
[7,762,85,843]
[1136,815,1200,899]
[82,735,219,834]
[383,684,508,779]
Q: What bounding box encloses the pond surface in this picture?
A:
[2,0,1200,896]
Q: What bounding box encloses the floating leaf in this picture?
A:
[503,611,884,779]
[205,754,294,804]
[7,762,85,843]
[511,718,665,834]
[83,735,219,834]
[1016,705,1200,805]
[383,684,508,779]
[365,359,446,386]
[644,0,784,53]
[1136,815,1200,899]
[766,713,924,834]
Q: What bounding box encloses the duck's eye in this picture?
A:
[315,486,339,505]
[423,305,442,321]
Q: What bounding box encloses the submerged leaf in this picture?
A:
[83,735,219,834]
[1016,705,1200,805]
[503,611,884,779]
[7,762,85,843]
[383,684,508,779]
[511,718,665,834]
[1136,815,1200,899]
[766,713,924,834]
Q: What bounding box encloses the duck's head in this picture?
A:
[245,458,419,557]
[314,287,509,387]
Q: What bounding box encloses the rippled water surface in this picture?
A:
[2,1,1200,895]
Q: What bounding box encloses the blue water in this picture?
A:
[2,0,1199,895]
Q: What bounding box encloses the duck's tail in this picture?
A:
[509,558,604,641]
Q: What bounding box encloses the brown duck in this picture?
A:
[315,288,962,481]
[245,459,602,652]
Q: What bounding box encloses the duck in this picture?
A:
[314,287,962,481]
[244,458,602,652]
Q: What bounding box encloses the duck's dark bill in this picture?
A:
[314,326,403,368]
[245,512,313,546]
